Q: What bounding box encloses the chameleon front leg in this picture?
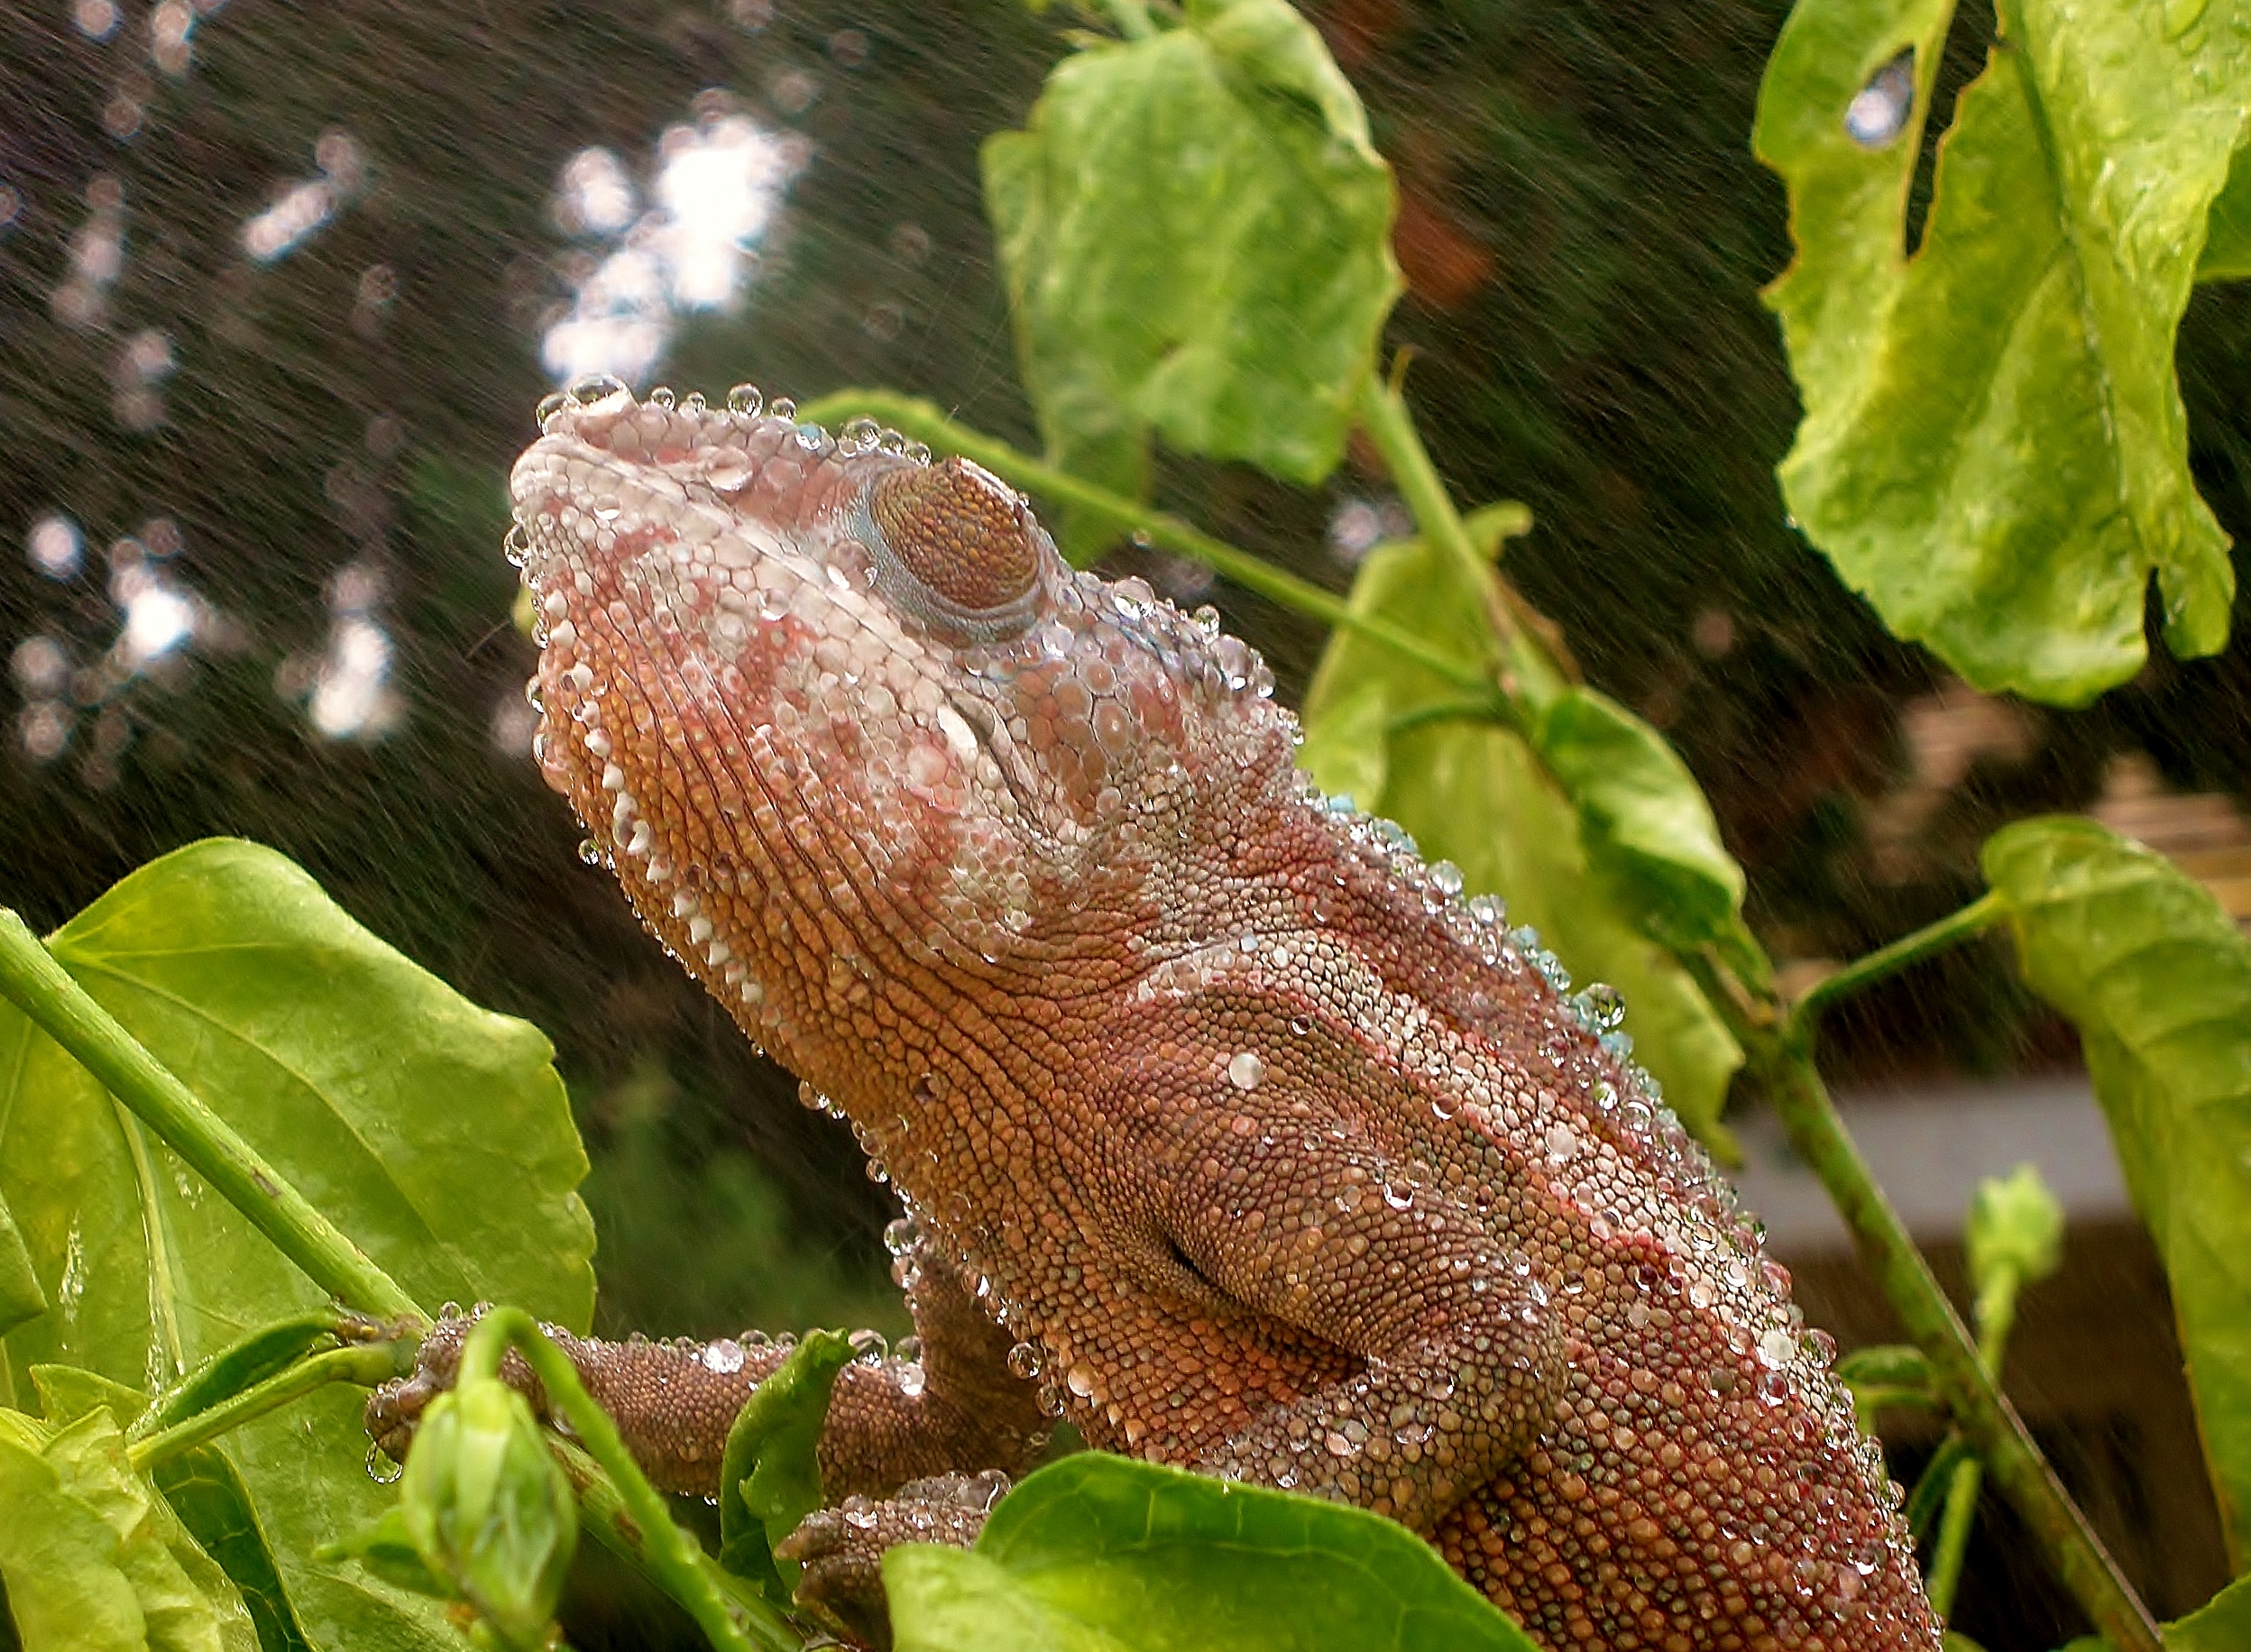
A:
[364,1234,1045,1500]
[1100,1003,1564,1534]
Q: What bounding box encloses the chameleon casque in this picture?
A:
[369,381,1941,1651]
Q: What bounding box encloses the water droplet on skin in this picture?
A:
[1545,1121,1578,1163]
[897,1364,926,1398]
[702,1337,746,1374]
[1066,1364,1096,1399]
[1844,50,1914,148]
[1227,1051,1267,1090]
[567,371,629,406]
[1006,1341,1043,1380]
[1429,859,1464,896]
[727,384,764,416]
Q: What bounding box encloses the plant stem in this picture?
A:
[1354,373,1575,700]
[460,1310,801,1652]
[1756,1039,2157,1652]
[1785,892,2008,1042]
[1925,1258,2029,1619]
[131,1341,411,1473]
[0,909,425,1325]
[793,390,1500,702]
[1355,373,1497,603]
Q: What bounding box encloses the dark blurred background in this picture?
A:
[2,1,2242,1642]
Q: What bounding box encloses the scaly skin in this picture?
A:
[374,381,1940,1651]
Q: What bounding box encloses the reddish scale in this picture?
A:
[485,385,1942,1652]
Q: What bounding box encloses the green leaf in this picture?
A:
[1834,1342,1938,1428]
[715,1327,855,1603]
[1982,815,2251,1567]
[0,1190,43,1340]
[1755,0,2245,703]
[2057,1565,2251,1650]
[32,1363,153,1428]
[887,1454,1536,1652]
[983,0,1400,516]
[0,1408,260,1652]
[1530,688,1750,959]
[155,1446,317,1652]
[0,838,594,1651]
[2197,137,2251,282]
[1298,531,1744,1147]
[28,1363,314,1652]
[317,1508,451,1602]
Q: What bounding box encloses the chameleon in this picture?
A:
[369,379,1942,1652]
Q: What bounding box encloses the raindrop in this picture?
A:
[701,1337,746,1374]
[727,384,764,416]
[1226,1051,1267,1091]
[1006,1341,1043,1380]
[568,371,629,406]
[365,1442,404,1484]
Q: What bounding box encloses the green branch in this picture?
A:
[1754,1037,2156,1651]
[1354,372,1574,702]
[793,390,1501,703]
[131,1340,412,1473]
[459,1310,802,1652]
[0,909,424,1325]
[1785,892,2008,1042]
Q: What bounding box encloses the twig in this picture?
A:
[0,909,424,1325]
[1756,1039,2157,1652]
[1784,893,2008,1043]
[131,1341,413,1473]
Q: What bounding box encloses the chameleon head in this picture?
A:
[505,381,1290,1070]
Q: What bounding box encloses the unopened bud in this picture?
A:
[400,1374,576,1648]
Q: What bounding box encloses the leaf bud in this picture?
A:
[400,1373,577,1648]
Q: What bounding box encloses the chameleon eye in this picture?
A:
[864,457,1044,638]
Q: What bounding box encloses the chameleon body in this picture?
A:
[373,381,1939,1651]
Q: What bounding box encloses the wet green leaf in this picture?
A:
[715,1327,854,1603]
[1531,688,1750,961]
[317,1508,451,1602]
[1756,0,2246,702]
[2197,139,2251,281]
[1298,528,1743,1147]
[984,0,1399,532]
[155,1445,316,1652]
[887,1454,1535,1652]
[0,1408,259,1652]
[1983,816,2251,1565]
[29,1362,313,1652]
[2059,1566,2251,1650]
[0,838,593,1651]
[0,1191,43,1341]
